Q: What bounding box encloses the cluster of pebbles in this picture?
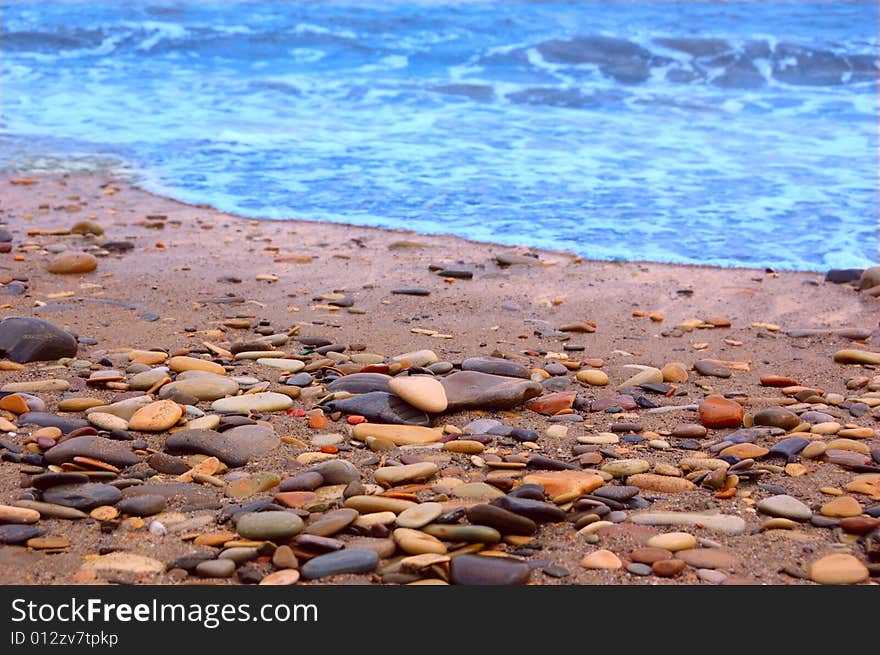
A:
[0,306,878,586]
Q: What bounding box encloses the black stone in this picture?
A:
[492,495,566,523]
[147,453,190,475]
[768,437,810,462]
[30,472,90,490]
[506,484,546,500]
[825,268,863,284]
[466,504,538,535]
[0,316,77,363]
[509,428,540,443]
[18,413,89,435]
[326,373,391,394]
[390,288,430,296]
[325,392,430,426]
[0,524,44,544]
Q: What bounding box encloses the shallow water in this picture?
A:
[2,1,878,270]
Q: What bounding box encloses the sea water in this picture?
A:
[1,1,877,270]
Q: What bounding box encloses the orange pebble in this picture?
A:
[346,415,366,425]
[308,412,328,430]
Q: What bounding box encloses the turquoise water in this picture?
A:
[1,1,878,270]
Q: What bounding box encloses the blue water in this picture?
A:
[2,1,878,270]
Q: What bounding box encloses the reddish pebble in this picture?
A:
[319,445,338,454]
[347,416,366,425]
[698,395,743,429]
[760,375,799,387]
[839,517,880,535]
[526,391,577,416]
[652,559,686,577]
[292,409,307,418]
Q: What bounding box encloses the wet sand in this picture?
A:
[0,172,877,585]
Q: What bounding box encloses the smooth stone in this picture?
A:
[393,527,447,554]
[451,482,506,501]
[11,500,87,520]
[396,502,443,529]
[809,553,869,585]
[308,460,360,485]
[344,495,417,514]
[661,362,689,383]
[302,508,359,536]
[168,356,226,376]
[768,437,810,461]
[526,391,577,415]
[601,459,650,477]
[820,496,863,518]
[85,396,154,421]
[466,504,537,535]
[630,512,746,535]
[521,471,604,500]
[211,392,293,413]
[374,462,439,486]
[195,559,236,578]
[719,443,769,459]
[593,486,639,502]
[300,548,380,579]
[47,252,97,274]
[391,349,438,367]
[757,494,812,521]
[753,407,800,431]
[327,373,392,394]
[5,380,71,393]
[235,511,304,540]
[128,399,183,432]
[259,569,301,585]
[859,265,880,290]
[646,532,697,551]
[577,369,608,386]
[44,436,139,467]
[57,397,106,412]
[672,424,708,439]
[630,547,674,564]
[117,494,167,517]
[159,376,238,401]
[422,523,501,543]
[227,472,280,499]
[581,549,623,570]
[253,358,304,373]
[492,496,566,523]
[450,553,530,585]
[627,562,653,576]
[280,471,325,491]
[87,412,130,431]
[0,317,78,363]
[0,524,43,544]
[693,360,731,378]
[652,559,687,577]
[834,349,880,366]
[327,392,430,426]
[351,423,443,446]
[388,375,448,413]
[616,366,663,390]
[677,548,737,569]
[0,505,40,524]
[462,357,530,379]
[165,429,250,467]
[698,396,743,429]
[42,483,122,510]
[80,552,164,579]
[440,371,543,411]
[222,425,280,459]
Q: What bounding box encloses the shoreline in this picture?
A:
[0,171,877,586]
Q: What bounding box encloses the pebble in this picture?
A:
[0,505,40,524]
[756,495,813,521]
[676,548,737,569]
[577,369,608,386]
[11,500,87,520]
[127,399,183,432]
[116,494,167,517]
[303,508,359,536]
[168,356,226,376]
[630,512,746,535]
[833,349,880,366]
[42,483,121,510]
[466,504,537,535]
[450,553,531,585]
[440,371,543,411]
[652,559,686,577]
[212,392,293,413]
[630,547,674,564]
[196,559,236,578]
[44,436,139,467]
[646,532,698,551]
[521,470,603,499]
[462,356,530,379]
[0,524,43,544]
[581,549,623,570]
[753,407,800,431]
[300,548,380,580]
[388,375,448,413]
[47,252,98,275]
[699,396,743,428]
[329,392,430,426]
[259,569,301,585]
[235,512,304,540]
[693,360,731,378]
[309,460,360,485]
[627,562,653,576]
[601,459,649,477]
[808,553,869,585]
[352,423,443,445]
[627,474,697,493]
[393,527,447,554]
[80,552,165,579]
[819,496,862,518]
[396,502,443,529]
[158,375,238,401]
[344,495,417,514]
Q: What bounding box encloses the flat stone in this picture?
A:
[652,558,686,577]
[753,407,800,431]
[521,471,604,500]
[259,569,301,585]
[168,356,226,376]
[87,412,129,431]
[833,349,880,366]
[351,423,443,446]
[44,436,139,467]
[0,317,78,363]
[280,471,325,491]
[116,494,167,517]
[450,554,530,585]
[395,502,443,529]
[227,472,280,499]
[42,483,122,510]
[462,356,530,379]
[301,548,379,579]
[577,369,608,386]
[719,443,769,459]
[492,495,566,523]
[466,504,537,535]
[676,548,737,569]
[0,505,40,524]
[440,371,543,411]
[627,474,697,493]
[195,559,236,578]
[393,527,447,554]
[5,379,71,393]
[820,496,863,518]
[302,508,358,536]
[344,495,417,514]
[388,375,448,413]
[81,552,164,579]
[646,532,697,551]
[768,437,810,461]
[223,425,280,460]
[327,373,392,394]
[158,376,238,401]
[672,424,708,439]
[630,547,674,564]
[308,460,360,485]
[391,349,438,367]
[57,397,105,412]
[661,363,689,383]
[86,396,154,421]
[12,500,87,520]
[809,553,869,585]
[693,360,731,378]
[165,429,251,467]
[128,399,183,432]
[757,494,812,521]
[581,549,623,570]
[374,462,439,486]
[617,366,663,389]
[527,391,577,415]
[451,482,506,501]
[235,511,304,540]
[0,524,43,544]
[699,396,743,429]
[601,459,650,478]
[630,512,746,535]
[422,523,501,543]
[327,392,430,426]
[211,392,293,413]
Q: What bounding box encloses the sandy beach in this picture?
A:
[0,171,877,585]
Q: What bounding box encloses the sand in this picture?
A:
[0,171,877,585]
